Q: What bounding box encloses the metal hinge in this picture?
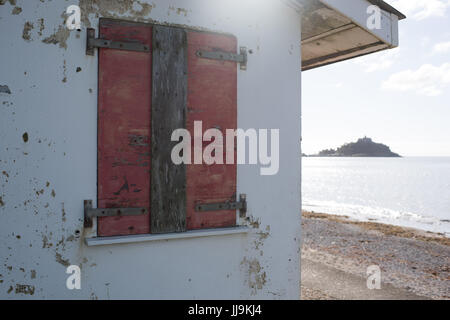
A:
[195,194,247,218]
[196,47,248,70]
[86,28,150,56]
[83,200,148,228]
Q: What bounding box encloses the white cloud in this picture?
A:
[433,41,450,54]
[386,0,450,20]
[354,48,400,72]
[382,63,450,96]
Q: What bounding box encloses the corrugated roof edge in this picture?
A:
[368,0,406,20]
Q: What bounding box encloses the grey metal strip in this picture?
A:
[83,200,148,228]
[195,194,247,218]
[86,28,150,56]
[195,202,244,212]
[196,47,248,70]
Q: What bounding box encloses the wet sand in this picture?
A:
[301,211,450,300]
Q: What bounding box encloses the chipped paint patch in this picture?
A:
[0,85,11,94]
[42,235,52,248]
[15,284,35,295]
[12,6,21,15]
[42,25,70,49]
[168,6,189,17]
[37,18,45,36]
[78,0,155,27]
[62,60,67,83]
[0,196,4,207]
[241,258,267,295]
[22,22,34,41]
[55,252,70,267]
[0,0,16,6]
[62,203,66,222]
[254,226,270,250]
[246,215,260,229]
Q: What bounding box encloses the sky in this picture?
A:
[302,0,450,157]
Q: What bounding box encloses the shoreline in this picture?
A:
[302,211,450,246]
[301,211,450,300]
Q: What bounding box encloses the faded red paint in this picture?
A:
[97,21,152,237]
[186,31,238,230]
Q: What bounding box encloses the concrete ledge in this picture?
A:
[85,226,249,247]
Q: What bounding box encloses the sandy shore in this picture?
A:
[301,211,450,300]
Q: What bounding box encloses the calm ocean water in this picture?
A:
[302,157,450,237]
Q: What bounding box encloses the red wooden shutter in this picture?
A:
[97,20,238,236]
[186,31,238,230]
[97,20,152,237]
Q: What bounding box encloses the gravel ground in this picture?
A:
[301,212,450,300]
[301,286,338,300]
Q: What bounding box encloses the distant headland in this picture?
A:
[308,137,401,157]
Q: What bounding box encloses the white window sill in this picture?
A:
[85,226,249,247]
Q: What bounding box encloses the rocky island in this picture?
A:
[314,137,401,157]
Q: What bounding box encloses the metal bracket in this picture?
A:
[86,28,150,56]
[196,47,248,70]
[84,200,148,228]
[195,194,247,218]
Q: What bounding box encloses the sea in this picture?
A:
[302,157,450,237]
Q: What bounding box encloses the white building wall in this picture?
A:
[0,0,302,299]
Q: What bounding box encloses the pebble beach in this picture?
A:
[301,211,450,300]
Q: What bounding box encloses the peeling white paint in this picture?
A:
[0,0,302,299]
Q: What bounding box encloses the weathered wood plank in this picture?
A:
[151,25,188,234]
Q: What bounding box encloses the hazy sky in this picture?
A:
[302,0,450,156]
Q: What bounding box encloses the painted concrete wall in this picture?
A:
[0,0,302,299]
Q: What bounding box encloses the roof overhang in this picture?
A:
[297,0,405,71]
